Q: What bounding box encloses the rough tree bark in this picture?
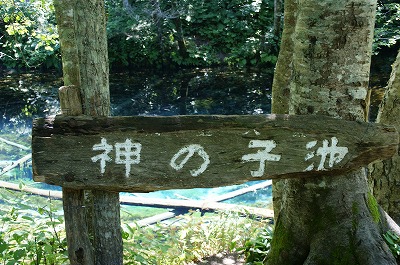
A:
[271,0,296,217]
[267,1,397,264]
[370,49,400,225]
[54,0,122,264]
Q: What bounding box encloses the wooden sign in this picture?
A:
[32,114,398,192]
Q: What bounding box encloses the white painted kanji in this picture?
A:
[115,139,142,177]
[170,144,210,176]
[241,140,281,177]
[304,137,348,171]
[91,138,113,174]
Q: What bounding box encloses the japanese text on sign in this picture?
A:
[91,137,348,177]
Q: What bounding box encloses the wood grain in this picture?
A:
[32,114,398,192]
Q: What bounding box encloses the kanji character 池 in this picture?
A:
[305,136,348,171]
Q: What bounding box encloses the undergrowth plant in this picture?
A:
[0,188,67,265]
[122,210,271,265]
[0,186,273,264]
[383,230,400,261]
[239,226,273,264]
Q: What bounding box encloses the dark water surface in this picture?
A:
[1,68,272,130]
[0,68,273,205]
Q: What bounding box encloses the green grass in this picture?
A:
[0,186,272,265]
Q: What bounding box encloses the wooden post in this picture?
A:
[62,188,94,265]
[53,0,122,263]
[58,86,94,265]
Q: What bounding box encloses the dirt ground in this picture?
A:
[188,252,246,265]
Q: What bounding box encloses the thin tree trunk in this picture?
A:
[268,1,396,264]
[370,49,400,225]
[54,0,122,264]
[54,2,93,264]
[172,18,189,59]
[258,0,282,63]
[74,1,122,264]
[273,0,283,40]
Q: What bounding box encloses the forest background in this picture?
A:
[0,0,399,73]
[1,1,400,264]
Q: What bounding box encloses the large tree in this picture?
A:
[270,0,295,216]
[269,0,396,264]
[370,49,400,225]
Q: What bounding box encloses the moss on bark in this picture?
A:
[366,192,381,224]
[266,219,297,264]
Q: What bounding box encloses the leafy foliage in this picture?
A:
[0,188,68,264]
[0,0,60,70]
[183,0,276,67]
[239,226,272,264]
[0,0,399,70]
[0,186,272,264]
[383,230,400,259]
[373,1,400,54]
[122,210,270,265]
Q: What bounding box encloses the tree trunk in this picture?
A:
[172,17,189,60]
[257,0,282,64]
[273,0,283,41]
[54,0,122,264]
[271,0,296,218]
[268,1,396,264]
[54,2,94,264]
[370,49,400,225]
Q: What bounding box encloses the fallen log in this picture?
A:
[0,180,273,219]
[0,137,30,150]
[120,195,274,218]
[0,180,62,198]
[0,154,32,176]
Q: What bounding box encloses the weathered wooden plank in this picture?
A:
[32,114,398,192]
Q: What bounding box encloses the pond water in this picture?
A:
[0,68,273,207]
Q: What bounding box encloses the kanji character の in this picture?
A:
[170,144,210,177]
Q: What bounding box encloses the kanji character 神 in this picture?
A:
[115,139,142,177]
[91,138,142,177]
[91,138,113,174]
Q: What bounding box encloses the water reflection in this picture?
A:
[0,72,61,134]
[111,68,271,117]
